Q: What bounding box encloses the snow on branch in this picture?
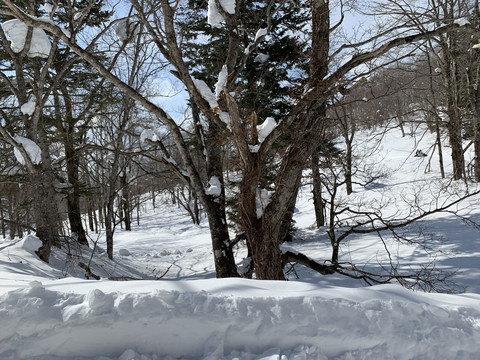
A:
[214,65,228,98]
[257,117,277,143]
[20,95,36,116]
[13,136,42,165]
[2,19,51,58]
[193,79,219,108]
[207,0,236,26]
[205,176,222,196]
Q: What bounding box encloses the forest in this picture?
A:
[0,0,480,285]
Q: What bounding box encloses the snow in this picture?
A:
[256,187,273,218]
[20,95,36,116]
[115,19,140,42]
[255,28,268,42]
[207,0,236,25]
[454,17,470,26]
[207,0,224,26]
[2,19,51,58]
[254,53,270,63]
[13,136,42,165]
[205,175,222,196]
[214,64,228,98]
[193,78,219,108]
[257,117,277,143]
[140,128,159,143]
[219,0,236,14]
[1,126,480,359]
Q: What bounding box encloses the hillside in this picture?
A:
[0,125,479,359]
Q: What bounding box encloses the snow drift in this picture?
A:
[1,277,480,360]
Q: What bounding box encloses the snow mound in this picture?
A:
[0,282,479,359]
[19,235,42,254]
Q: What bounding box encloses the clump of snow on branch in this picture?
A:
[219,0,236,14]
[214,65,228,98]
[257,117,277,143]
[254,53,269,63]
[140,129,159,143]
[13,136,42,165]
[115,19,139,42]
[256,188,273,218]
[205,176,222,196]
[207,0,236,25]
[193,79,219,108]
[20,95,36,116]
[255,28,268,42]
[454,17,470,26]
[2,19,51,58]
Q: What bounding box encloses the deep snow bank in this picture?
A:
[1,279,479,360]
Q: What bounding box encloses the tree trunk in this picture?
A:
[65,144,88,246]
[311,150,325,227]
[32,166,60,262]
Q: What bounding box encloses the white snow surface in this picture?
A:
[2,19,51,58]
[1,126,480,359]
[255,28,268,42]
[20,95,36,116]
[205,175,222,196]
[454,17,470,26]
[207,0,235,25]
[13,136,42,165]
[257,117,277,143]
[254,53,270,63]
[256,187,273,218]
[215,65,228,98]
[140,128,159,143]
[193,78,219,108]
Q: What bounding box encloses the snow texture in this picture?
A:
[256,187,273,218]
[214,64,228,98]
[1,126,480,359]
[115,19,139,42]
[454,17,470,26]
[207,0,224,26]
[257,117,277,143]
[208,0,236,25]
[219,0,236,14]
[255,28,268,42]
[2,19,51,58]
[254,53,270,63]
[20,95,36,116]
[13,136,42,165]
[193,78,219,108]
[205,176,222,196]
[140,128,159,143]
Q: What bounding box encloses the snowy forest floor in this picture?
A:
[1,125,480,359]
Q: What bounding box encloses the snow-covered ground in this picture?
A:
[1,125,480,360]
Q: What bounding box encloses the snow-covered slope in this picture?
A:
[1,125,480,359]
